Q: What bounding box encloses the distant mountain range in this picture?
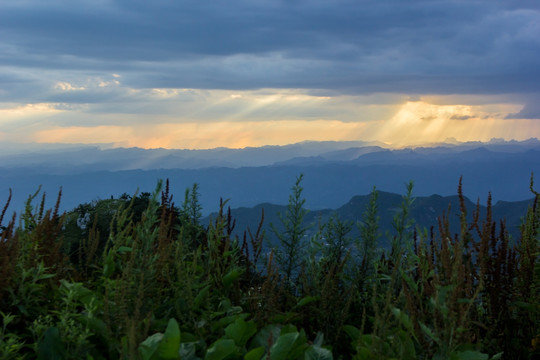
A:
[1,138,539,172]
[0,138,539,217]
[0,140,387,172]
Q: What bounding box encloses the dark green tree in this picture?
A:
[182,183,202,226]
[356,186,380,282]
[179,183,204,249]
[322,214,353,267]
[62,191,156,275]
[271,174,309,287]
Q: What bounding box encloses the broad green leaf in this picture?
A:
[280,324,298,335]
[205,339,238,360]
[139,333,164,360]
[312,333,324,347]
[269,332,299,360]
[225,317,257,347]
[212,314,248,332]
[78,316,108,338]
[181,332,199,343]
[117,246,133,253]
[305,346,333,360]
[222,268,245,289]
[157,318,181,359]
[293,296,319,309]
[342,325,360,341]
[102,253,115,277]
[396,330,417,360]
[357,334,390,355]
[288,329,308,359]
[37,327,65,360]
[179,342,199,360]
[354,346,373,360]
[193,285,211,310]
[358,334,375,347]
[251,325,281,349]
[244,347,265,360]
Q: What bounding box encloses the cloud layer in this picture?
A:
[1,0,539,148]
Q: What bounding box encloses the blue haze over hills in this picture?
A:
[0,138,539,218]
[206,191,534,249]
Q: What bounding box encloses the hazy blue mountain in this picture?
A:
[204,191,533,249]
[0,140,385,172]
[1,138,538,172]
[320,146,386,161]
[0,139,538,218]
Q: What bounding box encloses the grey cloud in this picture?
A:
[506,98,540,119]
[0,0,539,98]
[450,115,473,121]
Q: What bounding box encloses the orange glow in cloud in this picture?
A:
[23,104,540,149]
[5,95,540,149]
[371,101,535,146]
[33,120,369,149]
[0,103,64,118]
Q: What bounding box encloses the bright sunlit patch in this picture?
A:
[0,103,64,119]
[33,126,132,145]
[54,75,122,92]
[204,89,334,123]
[151,89,182,98]
[372,101,527,146]
[3,89,539,149]
[55,82,85,91]
[98,79,120,87]
[32,120,369,149]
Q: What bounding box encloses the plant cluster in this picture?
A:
[0,175,538,359]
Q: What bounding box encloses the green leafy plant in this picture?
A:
[0,176,537,359]
[271,174,310,289]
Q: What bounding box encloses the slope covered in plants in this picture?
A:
[0,177,538,359]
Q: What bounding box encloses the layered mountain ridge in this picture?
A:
[0,138,538,216]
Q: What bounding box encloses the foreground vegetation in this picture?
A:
[0,176,539,359]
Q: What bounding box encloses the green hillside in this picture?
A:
[0,178,538,359]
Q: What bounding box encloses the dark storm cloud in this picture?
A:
[506,97,540,119]
[1,0,539,97]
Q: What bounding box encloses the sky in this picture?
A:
[1,0,540,149]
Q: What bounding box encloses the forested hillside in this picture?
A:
[206,191,533,250]
[0,177,538,359]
